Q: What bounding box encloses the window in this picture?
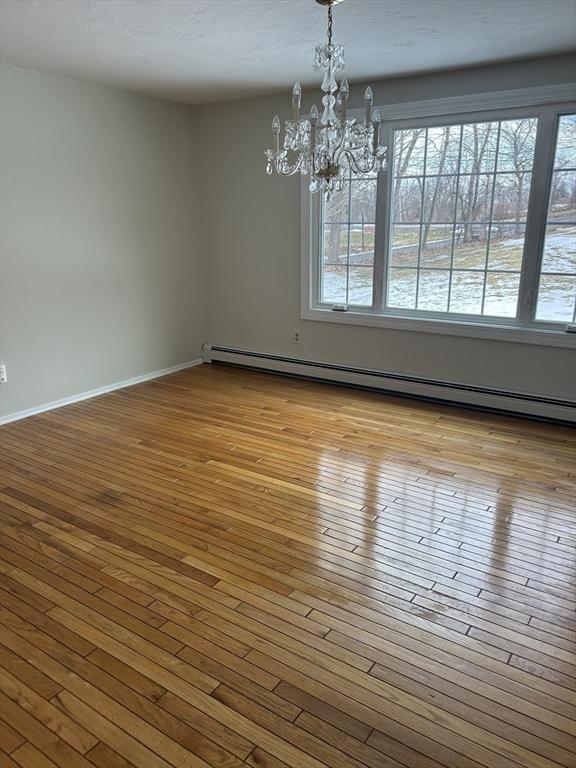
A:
[388,117,536,318]
[304,92,576,346]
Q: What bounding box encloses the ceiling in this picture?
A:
[1,0,574,105]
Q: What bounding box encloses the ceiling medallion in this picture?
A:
[265,0,386,197]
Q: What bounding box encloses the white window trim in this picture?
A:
[300,84,576,349]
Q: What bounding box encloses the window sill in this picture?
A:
[301,307,576,348]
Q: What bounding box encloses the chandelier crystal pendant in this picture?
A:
[265,0,387,197]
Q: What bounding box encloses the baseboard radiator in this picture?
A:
[202,344,575,423]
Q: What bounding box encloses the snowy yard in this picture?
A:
[321,226,576,320]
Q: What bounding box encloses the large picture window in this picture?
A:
[305,95,576,345]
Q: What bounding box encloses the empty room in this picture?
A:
[0,0,575,766]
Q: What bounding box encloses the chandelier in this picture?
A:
[265,0,387,197]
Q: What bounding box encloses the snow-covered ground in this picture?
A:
[321,227,575,321]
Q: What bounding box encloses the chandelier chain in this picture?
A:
[327,4,333,49]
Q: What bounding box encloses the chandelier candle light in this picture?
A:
[265,0,387,197]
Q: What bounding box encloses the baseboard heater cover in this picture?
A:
[202,344,575,423]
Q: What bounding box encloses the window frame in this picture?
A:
[300,85,576,348]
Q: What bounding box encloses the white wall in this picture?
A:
[196,55,576,401]
[2,56,575,421]
[0,66,204,418]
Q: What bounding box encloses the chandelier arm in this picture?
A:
[339,148,378,175]
[334,125,374,156]
[275,152,305,175]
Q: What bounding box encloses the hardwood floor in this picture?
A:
[0,363,575,768]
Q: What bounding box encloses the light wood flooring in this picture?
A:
[0,363,575,768]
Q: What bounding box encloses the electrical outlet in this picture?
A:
[0,363,7,383]
[292,329,301,344]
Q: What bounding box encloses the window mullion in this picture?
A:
[415,133,429,309]
[314,190,322,305]
[517,108,558,325]
[345,172,352,304]
[446,124,465,312]
[373,126,392,311]
[480,122,502,315]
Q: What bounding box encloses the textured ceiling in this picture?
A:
[1,0,575,104]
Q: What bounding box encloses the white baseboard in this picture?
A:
[203,344,575,423]
[0,359,203,426]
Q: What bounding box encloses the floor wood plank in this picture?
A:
[1,364,574,767]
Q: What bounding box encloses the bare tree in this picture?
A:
[457,123,495,243]
[547,117,576,219]
[325,184,349,264]
[422,126,452,247]
[393,128,426,220]
[499,119,537,234]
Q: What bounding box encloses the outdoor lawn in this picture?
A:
[321,225,576,320]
